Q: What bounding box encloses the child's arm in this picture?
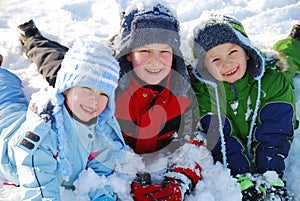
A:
[11,107,61,200]
[86,119,125,201]
[178,90,199,138]
[254,70,296,175]
[14,138,60,200]
[88,185,118,201]
[132,139,205,200]
[273,38,300,82]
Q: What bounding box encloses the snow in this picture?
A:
[0,0,299,200]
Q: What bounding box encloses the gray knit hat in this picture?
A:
[116,3,180,60]
[192,14,264,83]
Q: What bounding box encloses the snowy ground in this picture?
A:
[0,0,299,200]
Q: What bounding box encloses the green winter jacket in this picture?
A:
[193,67,297,147]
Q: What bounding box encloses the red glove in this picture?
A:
[131,139,203,201]
[173,162,202,190]
[155,177,183,201]
[132,181,163,201]
[132,172,183,201]
[132,179,182,201]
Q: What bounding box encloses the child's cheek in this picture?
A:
[166,58,173,67]
[132,60,147,69]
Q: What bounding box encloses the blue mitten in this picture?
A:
[90,185,118,201]
[94,196,116,201]
[94,196,115,201]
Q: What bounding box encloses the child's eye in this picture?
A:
[100,93,109,98]
[138,49,150,53]
[211,58,220,63]
[161,50,172,54]
[82,87,91,90]
[82,87,94,93]
[229,49,238,55]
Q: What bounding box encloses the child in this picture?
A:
[189,14,299,200]
[112,2,205,200]
[0,40,125,200]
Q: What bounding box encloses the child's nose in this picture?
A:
[90,90,101,102]
[149,52,162,65]
[223,58,234,67]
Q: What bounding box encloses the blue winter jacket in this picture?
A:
[0,68,125,200]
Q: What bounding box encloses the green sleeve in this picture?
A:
[273,38,300,81]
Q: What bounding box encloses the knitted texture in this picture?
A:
[116,3,180,60]
[51,40,120,176]
[192,14,264,82]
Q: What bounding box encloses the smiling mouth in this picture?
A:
[223,67,238,76]
[81,105,96,115]
[147,69,162,73]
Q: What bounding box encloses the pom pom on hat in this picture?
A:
[52,40,120,176]
[191,14,264,82]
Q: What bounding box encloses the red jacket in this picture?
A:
[115,73,192,154]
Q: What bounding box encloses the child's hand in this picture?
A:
[131,181,161,201]
[94,195,116,201]
[90,185,118,201]
[131,179,182,201]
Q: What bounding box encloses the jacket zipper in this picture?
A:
[142,94,157,114]
[230,83,239,99]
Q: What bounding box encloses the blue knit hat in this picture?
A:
[51,40,120,176]
[192,14,264,83]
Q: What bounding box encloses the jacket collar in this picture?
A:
[219,72,252,99]
[128,72,172,101]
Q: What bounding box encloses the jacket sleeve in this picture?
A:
[87,118,125,176]
[200,114,251,176]
[13,122,60,200]
[23,35,69,87]
[86,120,125,201]
[255,69,297,175]
[88,185,118,201]
[273,38,300,82]
[255,102,294,175]
[178,89,199,138]
[15,146,60,200]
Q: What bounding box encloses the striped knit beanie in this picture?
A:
[192,14,264,83]
[51,40,120,176]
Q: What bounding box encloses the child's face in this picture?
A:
[204,43,249,83]
[63,86,108,122]
[126,44,173,85]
